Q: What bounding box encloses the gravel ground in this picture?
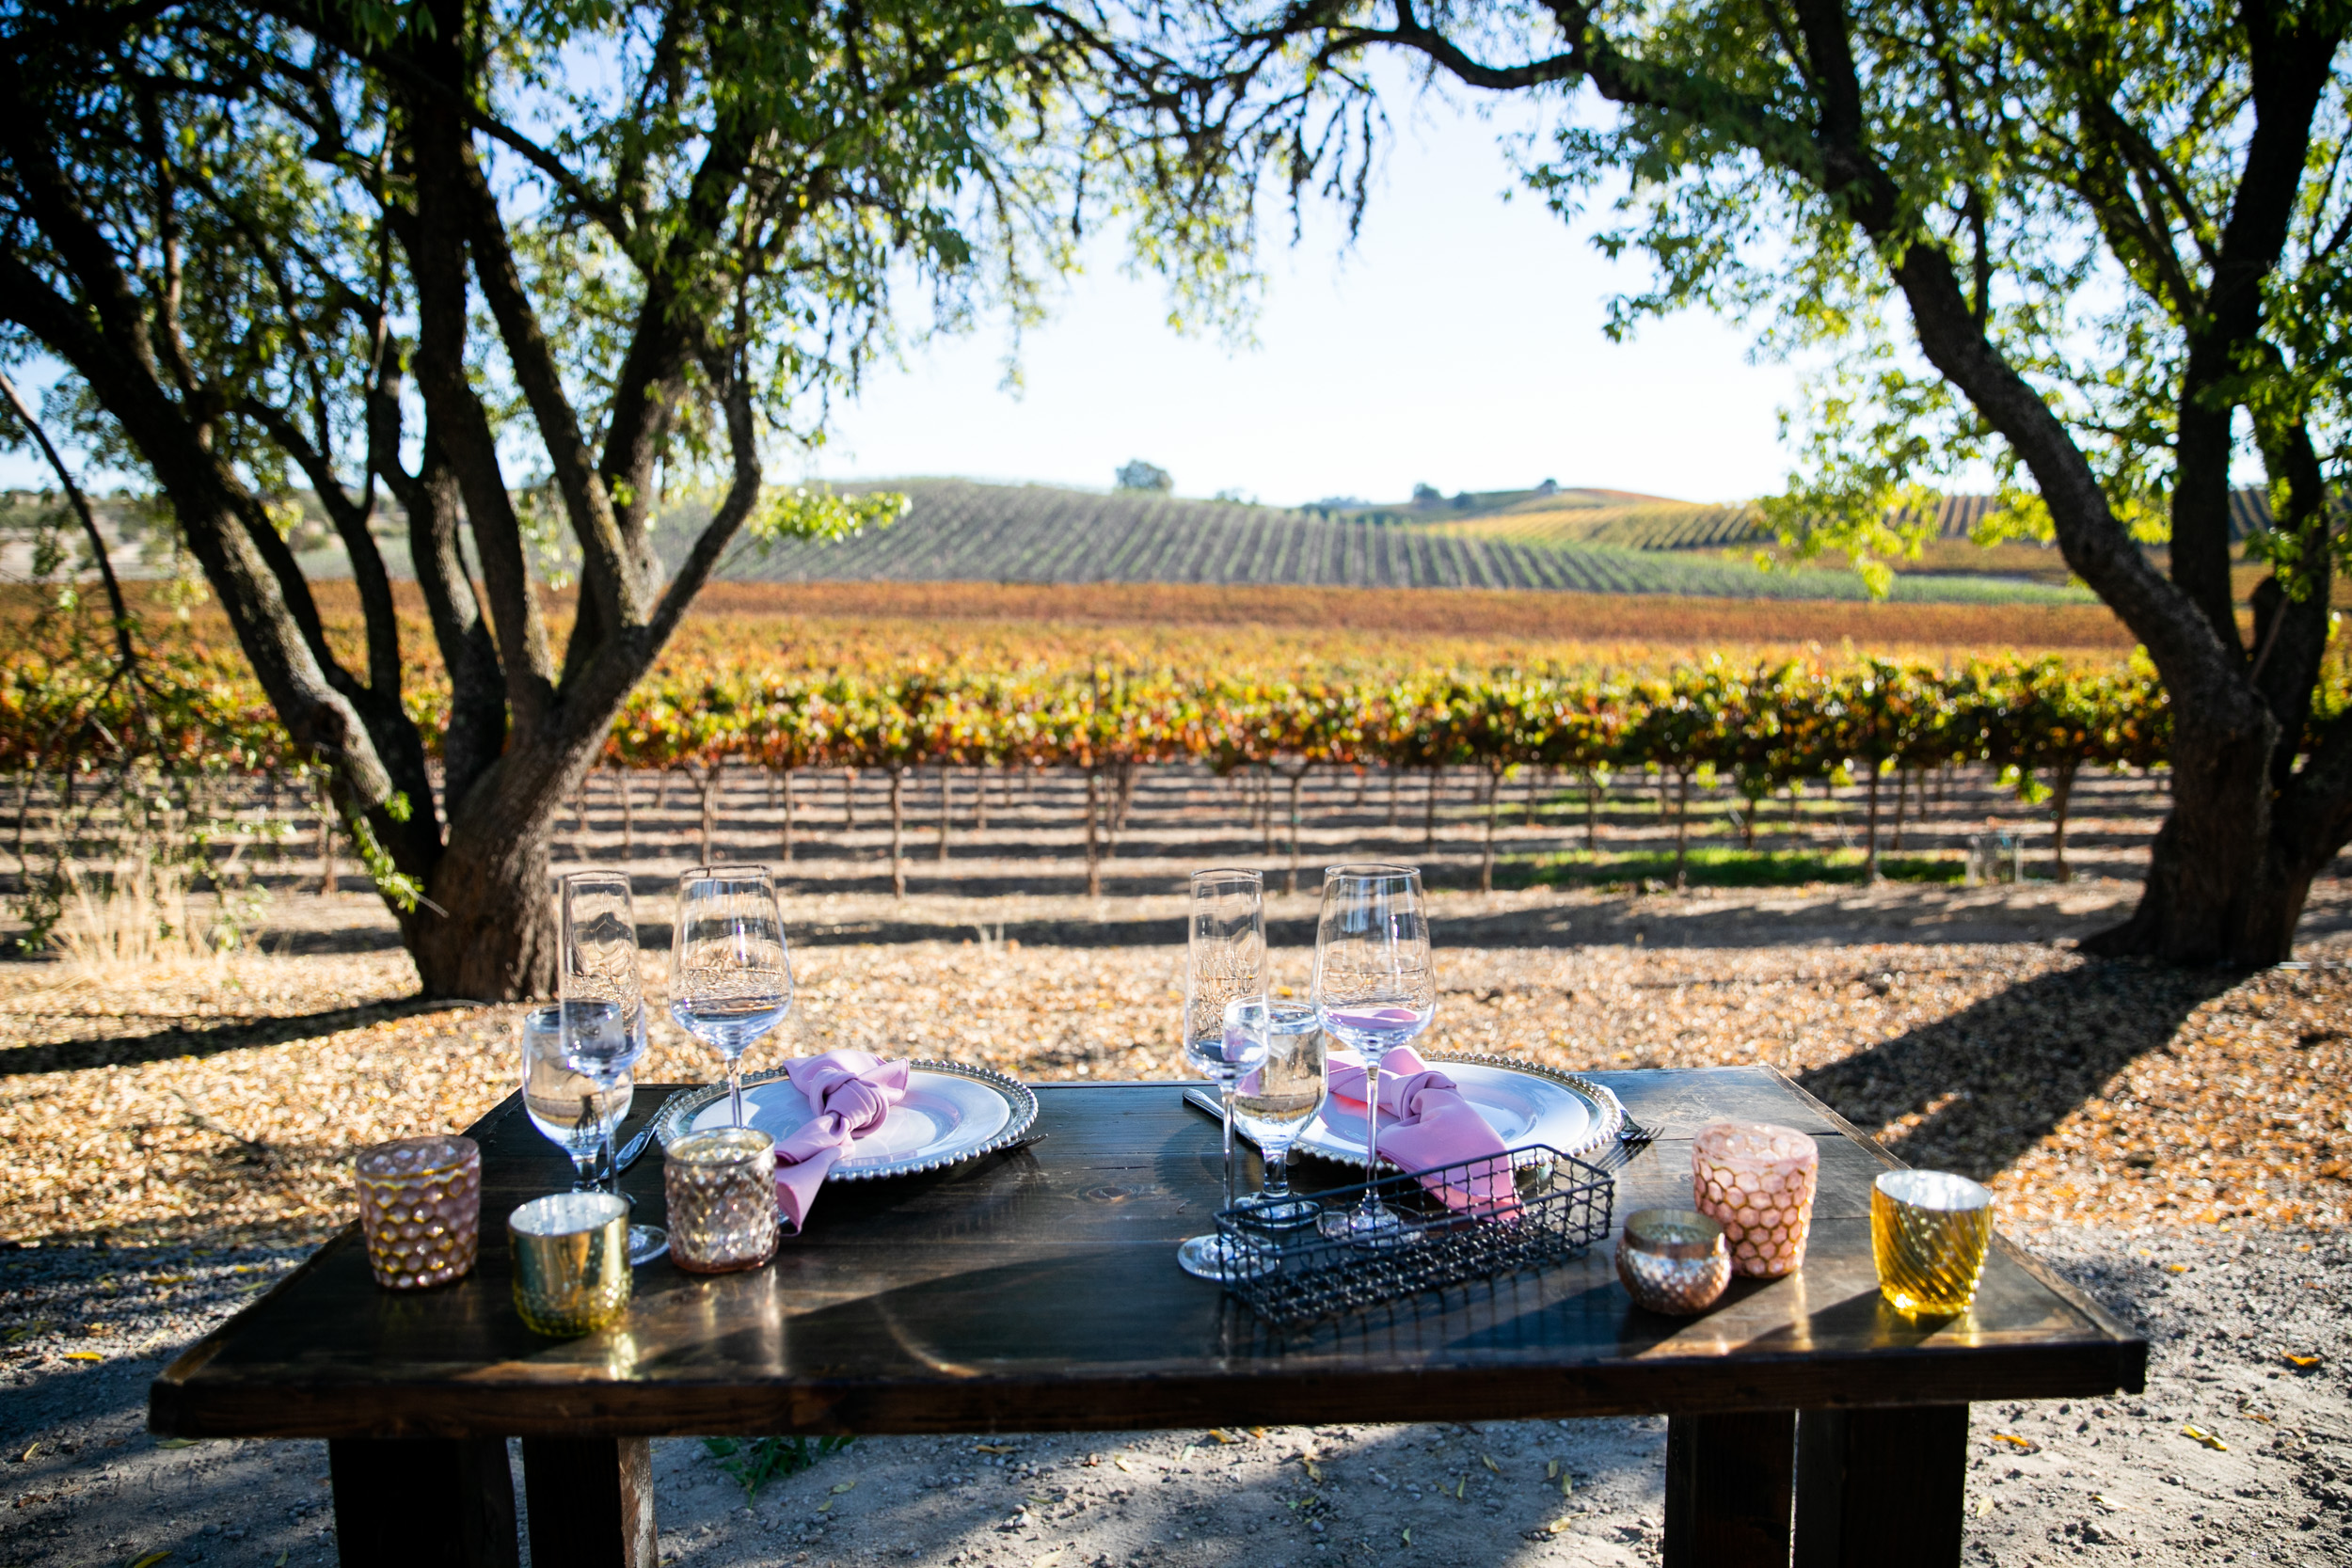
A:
[3,1226,2345,1566]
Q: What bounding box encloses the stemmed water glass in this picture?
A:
[669,864,793,1130]
[1229,998,1327,1230]
[519,1003,633,1191]
[558,869,668,1265]
[1175,869,1273,1281]
[1312,863,1436,1243]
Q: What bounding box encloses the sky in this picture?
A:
[0,89,1807,507]
[811,96,1804,509]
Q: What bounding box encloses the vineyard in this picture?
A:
[692,479,2092,603]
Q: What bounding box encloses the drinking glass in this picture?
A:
[669,864,793,1130]
[1312,863,1436,1243]
[558,869,667,1266]
[519,1002,634,1191]
[1175,869,1272,1280]
[1229,998,1327,1229]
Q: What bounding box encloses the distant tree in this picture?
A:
[1410,483,1442,506]
[1117,459,1174,492]
[1536,480,1559,497]
[1079,0,2350,966]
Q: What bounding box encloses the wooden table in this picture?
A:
[150,1068,2143,1568]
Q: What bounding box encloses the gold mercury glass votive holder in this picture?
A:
[1615,1209,1732,1316]
[1692,1121,1820,1278]
[1872,1169,1995,1318]
[355,1135,481,1290]
[665,1128,780,1275]
[510,1193,632,1337]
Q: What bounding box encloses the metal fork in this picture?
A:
[612,1091,691,1177]
[1596,1085,1656,1146]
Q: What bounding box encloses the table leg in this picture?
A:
[1793,1405,1968,1567]
[1662,1411,1794,1568]
[326,1437,518,1568]
[521,1436,659,1568]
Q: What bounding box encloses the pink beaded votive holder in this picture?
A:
[1691,1121,1819,1278]
[356,1135,481,1290]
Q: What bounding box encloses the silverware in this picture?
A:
[612,1091,691,1177]
[1594,1083,1657,1145]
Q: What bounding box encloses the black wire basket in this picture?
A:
[1212,1144,1614,1328]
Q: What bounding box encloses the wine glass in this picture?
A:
[669,864,793,1130]
[558,869,668,1265]
[1312,863,1436,1243]
[518,1003,633,1191]
[1175,868,1273,1281]
[1229,998,1327,1229]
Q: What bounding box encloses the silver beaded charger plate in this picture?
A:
[648,1062,1039,1180]
[1190,1054,1622,1168]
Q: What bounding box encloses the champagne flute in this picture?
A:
[1313,863,1436,1243]
[1229,998,1327,1229]
[1175,869,1273,1281]
[558,869,667,1265]
[669,864,793,1130]
[519,1003,633,1191]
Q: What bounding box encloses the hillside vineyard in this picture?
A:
[685,481,2090,604]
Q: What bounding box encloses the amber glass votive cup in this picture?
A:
[1691,1121,1820,1278]
[1872,1169,1994,1318]
[511,1193,632,1336]
[355,1135,481,1290]
[1615,1209,1732,1316]
[666,1128,780,1275]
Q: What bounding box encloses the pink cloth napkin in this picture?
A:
[771,1051,910,1233]
[1327,1045,1514,1209]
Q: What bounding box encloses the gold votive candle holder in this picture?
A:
[665,1128,780,1275]
[510,1193,632,1337]
[1692,1121,1820,1278]
[1615,1209,1731,1316]
[355,1135,481,1290]
[1872,1169,1994,1318]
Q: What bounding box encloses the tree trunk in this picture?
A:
[2048,759,2079,884]
[888,768,906,898]
[1523,765,1544,826]
[1865,766,1883,880]
[843,767,858,830]
[974,766,989,832]
[780,768,795,863]
[1114,762,1139,834]
[1482,767,1502,894]
[1673,768,1692,889]
[937,765,953,863]
[315,776,337,895]
[1085,768,1102,898]
[1285,766,1309,895]
[697,759,723,865]
[1889,767,1911,853]
[408,808,563,1000]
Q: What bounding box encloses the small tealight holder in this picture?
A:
[510,1193,632,1336]
[1871,1169,1995,1318]
[665,1128,780,1275]
[1692,1121,1819,1278]
[1615,1209,1731,1316]
[355,1135,481,1290]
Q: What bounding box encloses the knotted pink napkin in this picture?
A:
[771,1051,910,1233]
[1327,1045,1513,1210]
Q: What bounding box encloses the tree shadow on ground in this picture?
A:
[0,997,453,1078]
[1795,958,2241,1181]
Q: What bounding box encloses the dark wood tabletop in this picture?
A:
[151,1066,2141,1442]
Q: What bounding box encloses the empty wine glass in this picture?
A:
[1175,869,1273,1281]
[519,1003,633,1191]
[1229,998,1327,1229]
[1313,863,1436,1243]
[669,864,793,1130]
[558,869,667,1265]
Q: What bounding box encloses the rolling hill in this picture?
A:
[686,478,2090,603]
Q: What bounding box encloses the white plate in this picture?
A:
[648,1061,1038,1180]
[1224,1055,1620,1166]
